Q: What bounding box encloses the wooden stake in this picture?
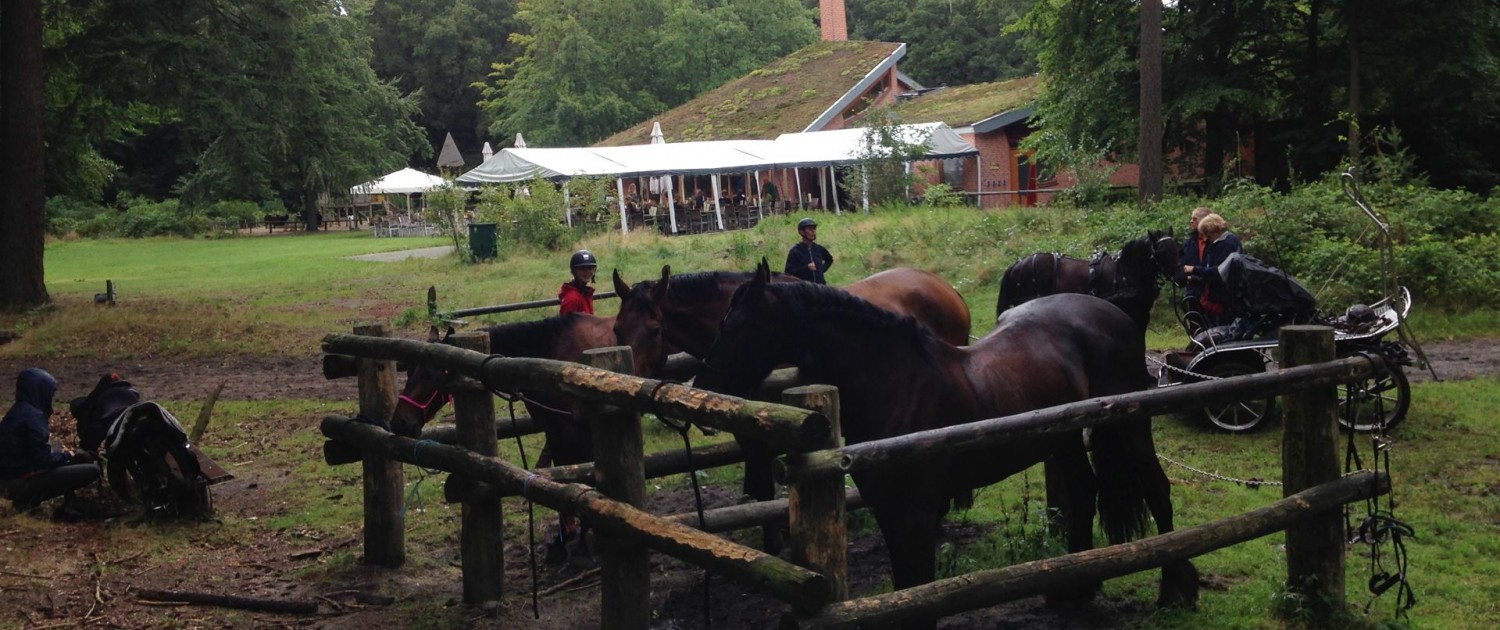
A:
[354,323,403,568]
[783,385,847,601]
[1279,325,1345,621]
[452,331,503,605]
[585,346,650,630]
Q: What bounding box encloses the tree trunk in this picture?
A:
[0,0,51,311]
[1137,0,1164,203]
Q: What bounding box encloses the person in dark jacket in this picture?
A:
[558,250,598,315]
[1183,213,1242,328]
[0,368,100,512]
[784,217,833,284]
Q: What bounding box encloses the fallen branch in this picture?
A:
[538,568,600,597]
[0,568,51,579]
[135,589,318,614]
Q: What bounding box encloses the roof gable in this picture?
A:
[595,41,905,147]
[892,75,1041,130]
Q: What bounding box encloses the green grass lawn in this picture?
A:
[5,211,1497,628]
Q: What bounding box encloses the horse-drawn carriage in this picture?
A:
[1155,252,1414,432]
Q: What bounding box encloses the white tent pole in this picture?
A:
[976,154,984,208]
[860,165,869,213]
[564,183,573,227]
[710,175,725,231]
[616,178,629,235]
[819,168,827,211]
[667,176,678,234]
[904,162,911,204]
[829,167,841,215]
[754,170,763,220]
[793,168,803,210]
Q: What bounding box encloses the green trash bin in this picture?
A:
[468,223,498,260]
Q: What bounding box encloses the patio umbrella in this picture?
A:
[437,132,464,170]
[481,142,494,163]
[514,132,527,148]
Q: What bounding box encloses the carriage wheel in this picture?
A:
[1338,366,1411,432]
[1197,359,1279,432]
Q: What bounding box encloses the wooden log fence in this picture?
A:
[321,323,1392,628]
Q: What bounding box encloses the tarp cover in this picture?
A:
[457,123,978,184]
[1217,253,1318,318]
[351,168,449,195]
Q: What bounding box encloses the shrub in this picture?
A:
[45,195,110,237]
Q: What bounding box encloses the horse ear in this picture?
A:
[443,326,456,341]
[427,326,441,343]
[755,257,771,284]
[652,265,671,302]
[612,269,632,298]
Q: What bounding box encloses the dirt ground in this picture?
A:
[0,338,1493,629]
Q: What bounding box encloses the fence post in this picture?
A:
[783,385,847,601]
[1279,325,1344,620]
[583,346,650,630]
[451,332,503,605]
[354,323,405,568]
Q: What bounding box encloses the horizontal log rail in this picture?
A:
[785,471,1390,629]
[439,291,620,319]
[322,334,830,452]
[664,488,864,534]
[321,414,831,613]
[504,440,745,494]
[777,354,1386,485]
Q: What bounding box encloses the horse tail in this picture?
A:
[1089,416,1154,544]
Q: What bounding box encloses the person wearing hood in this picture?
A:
[0,368,101,512]
[559,250,598,315]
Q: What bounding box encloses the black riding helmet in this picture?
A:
[797,217,817,230]
[570,250,598,269]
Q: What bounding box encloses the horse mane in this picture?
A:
[632,270,753,304]
[767,282,929,344]
[478,314,587,358]
[1113,232,1161,283]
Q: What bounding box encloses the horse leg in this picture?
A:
[1139,448,1200,608]
[736,435,784,554]
[864,483,944,630]
[1042,437,1103,606]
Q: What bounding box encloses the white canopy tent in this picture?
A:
[455,123,979,233]
[351,167,449,218]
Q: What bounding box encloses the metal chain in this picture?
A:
[1156,452,1282,488]
[1145,353,1224,381]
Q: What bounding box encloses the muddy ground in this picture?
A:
[0,338,1493,629]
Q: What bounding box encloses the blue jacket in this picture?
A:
[0,368,69,478]
[1188,233,1243,310]
[784,241,833,284]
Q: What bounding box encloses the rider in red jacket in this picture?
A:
[558,250,598,315]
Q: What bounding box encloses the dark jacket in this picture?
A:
[1189,232,1243,313]
[1181,232,1206,299]
[558,282,595,315]
[0,368,68,479]
[785,241,834,284]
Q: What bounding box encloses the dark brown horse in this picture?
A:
[698,261,1197,619]
[997,229,1185,332]
[610,265,973,546]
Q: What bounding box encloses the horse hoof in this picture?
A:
[1157,562,1201,609]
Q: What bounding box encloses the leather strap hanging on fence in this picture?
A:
[1342,359,1417,617]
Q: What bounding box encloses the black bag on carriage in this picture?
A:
[1193,253,1318,346]
[70,374,221,518]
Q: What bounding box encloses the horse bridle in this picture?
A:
[1153,234,1181,285]
[397,387,453,419]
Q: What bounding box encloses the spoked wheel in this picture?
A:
[1339,366,1411,432]
[1196,359,1279,432]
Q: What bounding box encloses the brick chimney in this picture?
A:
[819,0,848,41]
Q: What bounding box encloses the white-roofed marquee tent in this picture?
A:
[456,123,979,234]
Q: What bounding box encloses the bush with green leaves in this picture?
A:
[471,177,575,256]
[45,195,111,237]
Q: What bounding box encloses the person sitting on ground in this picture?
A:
[784,217,833,284]
[558,250,598,315]
[0,368,101,514]
[1183,213,1242,328]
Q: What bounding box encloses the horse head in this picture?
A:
[697,259,794,398]
[1150,228,1188,287]
[612,266,672,378]
[390,326,456,437]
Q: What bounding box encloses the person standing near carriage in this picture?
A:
[785,217,833,284]
[0,368,101,515]
[1183,212,1242,329]
[558,250,598,315]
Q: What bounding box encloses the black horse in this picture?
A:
[699,261,1197,622]
[996,229,1186,333]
